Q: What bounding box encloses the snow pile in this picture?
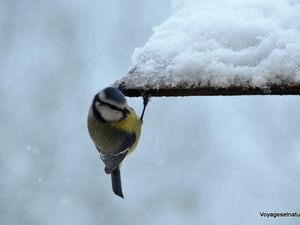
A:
[117,0,300,89]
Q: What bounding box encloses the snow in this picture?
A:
[3,1,300,225]
[116,0,300,89]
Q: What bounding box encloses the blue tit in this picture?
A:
[87,87,148,198]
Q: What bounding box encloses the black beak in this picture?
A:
[125,108,130,115]
[123,108,130,117]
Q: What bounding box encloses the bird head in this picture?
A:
[92,87,130,122]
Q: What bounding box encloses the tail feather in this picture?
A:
[111,167,124,198]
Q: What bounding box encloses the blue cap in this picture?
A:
[103,87,126,104]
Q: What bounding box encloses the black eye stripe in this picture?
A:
[102,102,121,111]
[94,94,129,118]
[98,100,126,113]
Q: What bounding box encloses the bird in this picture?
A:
[87,86,148,198]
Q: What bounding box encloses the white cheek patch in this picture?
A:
[96,104,123,122]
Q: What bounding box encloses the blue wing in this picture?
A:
[98,132,136,174]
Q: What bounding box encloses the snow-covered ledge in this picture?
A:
[114,0,300,97]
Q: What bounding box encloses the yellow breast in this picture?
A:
[111,109,142,154]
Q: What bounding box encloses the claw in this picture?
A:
[118,82,126,93]
[140,90,150,121]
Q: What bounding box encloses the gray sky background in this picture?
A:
[1,1,300,225]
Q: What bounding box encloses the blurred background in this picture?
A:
[1,1,300,225]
